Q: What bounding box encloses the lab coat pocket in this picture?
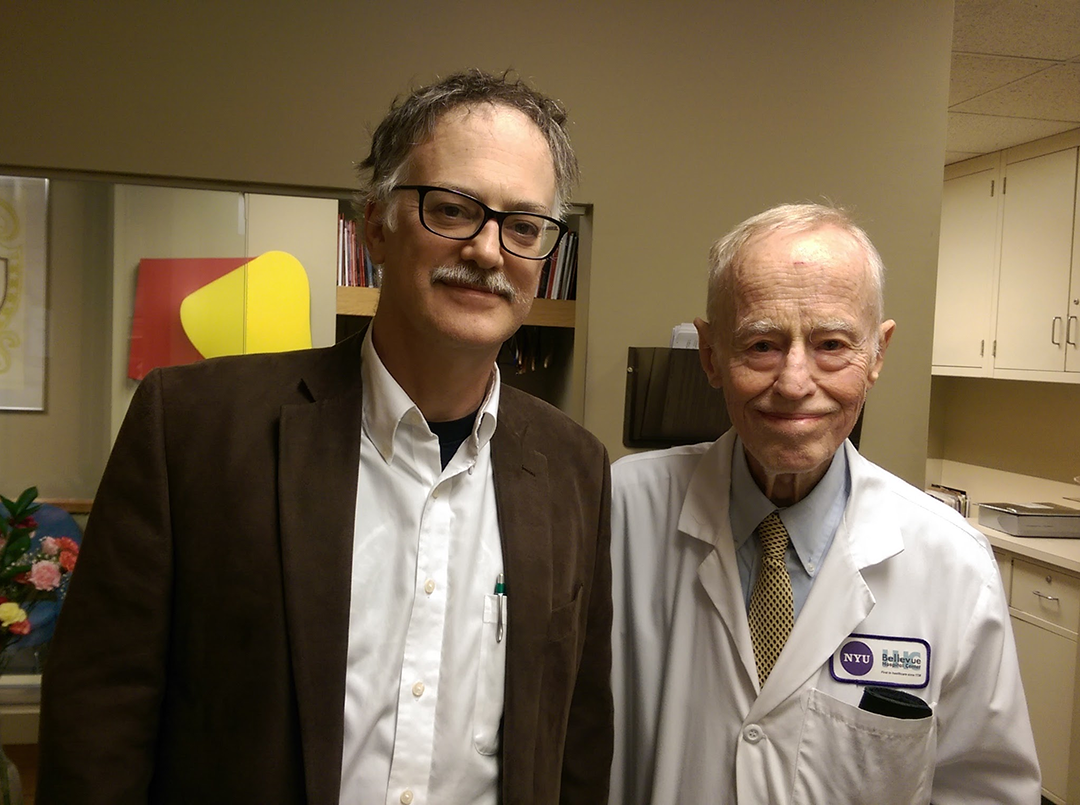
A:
[792,688,936,805]
[473,593,507,755]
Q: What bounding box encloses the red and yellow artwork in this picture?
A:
[128,251,312,380]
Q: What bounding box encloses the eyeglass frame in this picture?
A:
[391,184,569,260]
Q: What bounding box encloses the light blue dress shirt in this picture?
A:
[729,436,850,620]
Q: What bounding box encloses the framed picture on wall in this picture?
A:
[0,176,48,411]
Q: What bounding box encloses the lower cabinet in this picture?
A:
[1012,617,1076,802]
[996,550,1080,804]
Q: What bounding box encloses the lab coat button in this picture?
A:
[743,724,764,743]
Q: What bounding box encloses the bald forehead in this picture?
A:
[715,225,878,338]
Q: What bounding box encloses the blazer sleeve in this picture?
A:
[37,370,174,804]
[559,446,614,804]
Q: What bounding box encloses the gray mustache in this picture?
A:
[430,264,517,302]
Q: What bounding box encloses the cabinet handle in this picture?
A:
[1068,316,1078,347]
[1033,590,1060,603]
[1052,317,1063,346]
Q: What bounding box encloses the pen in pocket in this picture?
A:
[494,573,506,643]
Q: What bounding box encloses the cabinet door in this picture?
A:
[1012,616,1076,802]
[1068,197,1080,373]
[995,148,1078,372]
[932,169,999,372]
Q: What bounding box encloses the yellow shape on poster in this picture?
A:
[179,251,312,359]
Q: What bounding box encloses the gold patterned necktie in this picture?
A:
[748,511,793,687]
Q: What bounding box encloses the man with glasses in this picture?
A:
[39,70,613,805]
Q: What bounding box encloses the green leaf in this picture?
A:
[0,496,15,514]
[13,487,38,512]
[0,563,31,582]
[1,535,31,567]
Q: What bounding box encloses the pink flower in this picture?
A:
[28,561,62,591]
[59,551,77,573]
[41,537,60,557]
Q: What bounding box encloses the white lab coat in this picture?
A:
[610,431,1040,805]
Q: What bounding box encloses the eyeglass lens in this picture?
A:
[419,188,561,258]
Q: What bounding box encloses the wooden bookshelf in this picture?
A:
[336,286,576,328]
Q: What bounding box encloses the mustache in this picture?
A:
[430,264,517,302]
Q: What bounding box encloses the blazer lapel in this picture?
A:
[278,338,364,805]
[491,403,551,802]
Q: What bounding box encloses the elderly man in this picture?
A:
[609,203,1039,804]
[39,70,612,805]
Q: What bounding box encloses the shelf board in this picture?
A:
[336,286,575,328]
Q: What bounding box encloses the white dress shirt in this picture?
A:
[339,331,505,805]
[728,436,848,618]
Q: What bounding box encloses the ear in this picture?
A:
[867,319,896,387]
[363,200,388,266]
[694,317,724,389]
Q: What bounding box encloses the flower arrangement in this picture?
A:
[0,486,79,661]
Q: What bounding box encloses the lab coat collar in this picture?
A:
[678,432,907,710]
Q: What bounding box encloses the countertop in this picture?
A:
[974,518,1080,575]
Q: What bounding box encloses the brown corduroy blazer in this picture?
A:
[38,332,613,805]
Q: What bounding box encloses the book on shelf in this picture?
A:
[337,214,380,288]
[535,231,578,301]
[977,501,1080,538]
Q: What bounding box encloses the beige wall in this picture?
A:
[929,376,1080,484]
[0,181,112,498]
[0,1,955,491]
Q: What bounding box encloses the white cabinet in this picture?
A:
[110,185,339,437]
[996,551,1080,804]
[995,147,1079,374]
[932,132,1080,384]
[933,167,999,373]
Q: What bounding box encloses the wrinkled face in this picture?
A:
[365,104,557,356]
[697,225,894,496]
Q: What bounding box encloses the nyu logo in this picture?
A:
[839,640,874,676]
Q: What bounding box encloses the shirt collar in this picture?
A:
[360,328,500,464]
[729,436,850,575]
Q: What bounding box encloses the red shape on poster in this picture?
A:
[128,257,249,381]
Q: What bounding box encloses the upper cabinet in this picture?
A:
[995,148,1078,374]
[933,130,1080,383]
[933,165,1000,374]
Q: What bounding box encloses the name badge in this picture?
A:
[830,633,931,689]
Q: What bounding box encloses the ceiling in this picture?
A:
[945,0,1080,164]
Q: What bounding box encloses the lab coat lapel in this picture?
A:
[749,443,904,718]
[491,405,551,800]
[679,432,761,687]
[278,342,364,805]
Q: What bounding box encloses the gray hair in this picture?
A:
[705,202,887,351]
[356,69,578,219]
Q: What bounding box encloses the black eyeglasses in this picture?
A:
[392,185,568,260]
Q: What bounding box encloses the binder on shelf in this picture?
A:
[977,502,1080,537]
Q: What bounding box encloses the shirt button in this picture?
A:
[424,579,435,595]
[412,681,425,697]
[743,724,764,743]
[400,790,413,805]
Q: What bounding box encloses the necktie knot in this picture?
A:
[757,512,788,560]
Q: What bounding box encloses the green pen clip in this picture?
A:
[495,573,506,643]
